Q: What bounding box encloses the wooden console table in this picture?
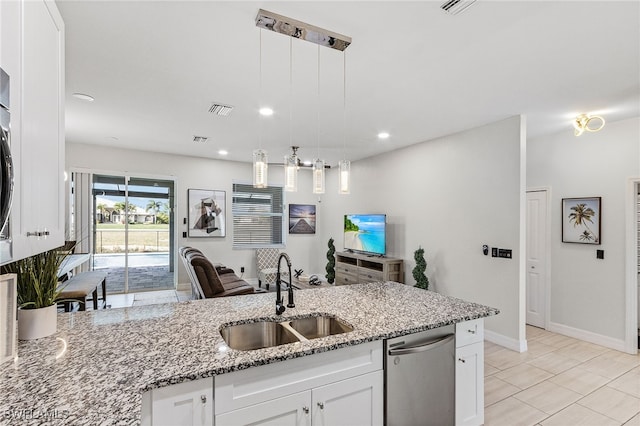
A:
[335,252,404,285]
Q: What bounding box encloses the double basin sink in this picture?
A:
[220,315,353,351]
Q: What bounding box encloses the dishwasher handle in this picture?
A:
[388,334,454,356]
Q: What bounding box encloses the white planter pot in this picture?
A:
[17,304,57,340]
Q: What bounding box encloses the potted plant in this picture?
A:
[413,247,430,290]
[1,248,68,339]
[326,238,336,284]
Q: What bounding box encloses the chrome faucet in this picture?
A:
[275,252,295,315]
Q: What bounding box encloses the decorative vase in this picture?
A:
[17,304,57,340]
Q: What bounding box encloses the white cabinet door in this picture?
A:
[455,342,484,426]
[13,0,64,260]
[311,371,383,426]
[215,390,311,426]
[151,378,213,426]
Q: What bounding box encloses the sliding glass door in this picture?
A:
[92,174,175,294]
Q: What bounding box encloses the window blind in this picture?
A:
[232,183,284,248]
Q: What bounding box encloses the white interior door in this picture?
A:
[526,190,548,328]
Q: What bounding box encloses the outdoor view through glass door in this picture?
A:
[92,174,175,294]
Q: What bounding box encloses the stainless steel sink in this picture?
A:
[288,315,354,339]
[220,321,300,351]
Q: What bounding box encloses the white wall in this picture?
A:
[527,117,640,344]
[321,116,525,345]
[66,143,325,286]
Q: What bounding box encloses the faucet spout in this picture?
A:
[276,252,295,314]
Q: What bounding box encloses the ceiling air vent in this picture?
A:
[441,0,477,15]
[193,135,209,143]
[209,103,233,116]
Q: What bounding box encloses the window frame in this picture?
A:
[231,181,285,249]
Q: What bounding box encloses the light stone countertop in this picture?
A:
[0,281,499,425]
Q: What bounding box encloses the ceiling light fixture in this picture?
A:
[313,45,325,194]
[338,51,350,195]
[253,29,268,188]
[573,113,605,136]
[378,132,390,139]
[72,93,94,102]
[441,0,478,15]
[259,107,274,116]
[256,9,351,52]
[218,150,228,156]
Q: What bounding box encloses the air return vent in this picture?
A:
[441,0,477,15]
[209,103,233,116]
[193,135,209,143]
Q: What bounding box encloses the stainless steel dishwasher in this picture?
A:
[385,325,455,425]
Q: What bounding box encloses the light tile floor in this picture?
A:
[485,325,640,426]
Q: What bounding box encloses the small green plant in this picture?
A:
[1,248,69,309]
[413,246,429,290]
[326,238,336,284]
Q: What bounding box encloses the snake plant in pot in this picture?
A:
[1,248,68,339]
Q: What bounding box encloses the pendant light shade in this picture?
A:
[312,159,325,194]
[284,150,298,192]
[338,160,350,194]
[253,149,268,188]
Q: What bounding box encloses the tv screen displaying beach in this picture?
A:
[344,214,386,255]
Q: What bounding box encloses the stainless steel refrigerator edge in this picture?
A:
[0,67,14,263]
[384,325,455,425]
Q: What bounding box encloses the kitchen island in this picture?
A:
[0,282,498,425]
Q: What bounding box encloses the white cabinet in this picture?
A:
[1,0,65,264]
[215,372,383,426]
[142,377,214,426]
[215,341,383,426]
[455,319,484,426]
[311,371,383,426]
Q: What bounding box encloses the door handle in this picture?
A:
[388,334,454,356]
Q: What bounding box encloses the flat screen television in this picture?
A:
[343,214,386,256]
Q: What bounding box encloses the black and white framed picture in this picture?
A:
[561,197,601,244]
[289,204,316,234]
[188,189,226,237]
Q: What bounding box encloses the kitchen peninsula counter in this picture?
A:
[0,282,498,425]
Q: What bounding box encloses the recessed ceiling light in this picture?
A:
[378,132,390,139]
[259,107,274,116]
[72,93,95,102]
[218,150,228,156]
[302,160,312,166]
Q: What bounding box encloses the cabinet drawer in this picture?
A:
[358,268,384,282]
[336,272,359,286]
[215,341,383,414]
[336,264,357,275]
[456,319,484,347]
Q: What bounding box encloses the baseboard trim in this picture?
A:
[547,321,627,352]
[485,329,527,353]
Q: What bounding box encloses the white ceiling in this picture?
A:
[58,1,640,166]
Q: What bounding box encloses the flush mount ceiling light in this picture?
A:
[378,132,390,139]
[218,150,228,156]
[209,103,234,116]
[573,113,605,136]
[256,9,351,51]
[259,107,274,116]
[72,93,94,102]
[441,0,478,15]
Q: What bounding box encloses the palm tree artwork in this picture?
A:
[563,198,601,244]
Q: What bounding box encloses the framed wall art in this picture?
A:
[289,204,316,234]
[188,189,226,237]
[561,197,601,244]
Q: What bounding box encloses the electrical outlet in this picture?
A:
[240,266,245,273]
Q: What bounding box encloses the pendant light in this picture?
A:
[313,45,325,194]
[253,29,268,188]
[338,51,350,195]
[284,38,298,192]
